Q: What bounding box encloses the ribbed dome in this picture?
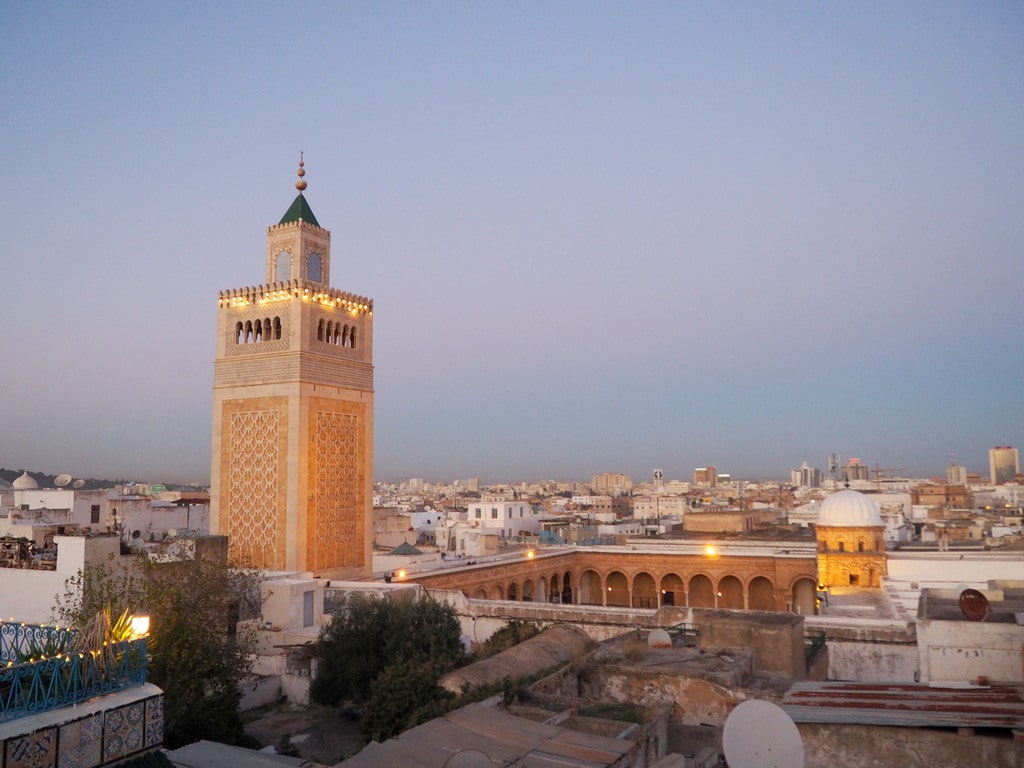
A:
[817,489,883,527]
[12,471,39,490]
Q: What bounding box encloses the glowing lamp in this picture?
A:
[526,550,535,559]
[397,570,406,579]
[130,615,150,638]
[705,545,716,557]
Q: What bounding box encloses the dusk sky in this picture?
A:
[3,3,1022,485]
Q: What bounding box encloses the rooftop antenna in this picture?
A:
[828,453,841,489]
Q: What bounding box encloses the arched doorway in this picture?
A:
[562,571,573,604]
[606,571,629,607]
[537,576,548,602]
[633,572,657,608]
[792,578,816,615]
[660,573,684,607]
[473,587,487,599]
[718,575,743,609]
[550,573,561,603]
[580,570,602,605]
[493,585,504,600]
[689,574,714,607]
[522,579,534,602]
[748,576,775,611]
[508,583,518,601]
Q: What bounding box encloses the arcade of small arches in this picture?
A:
[235,317,282,344]
[467,569,818,614]
[410,552,821,616]
[317,319,358,348]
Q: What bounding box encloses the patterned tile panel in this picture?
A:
[58,712,102,768]
[144,695,164,748]
[102,700,145,763]
[6,726,57,768]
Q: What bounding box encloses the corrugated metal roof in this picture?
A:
[340,702,642,767]
[782,681,1024,730]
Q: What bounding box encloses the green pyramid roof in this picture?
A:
[279,193,320,227]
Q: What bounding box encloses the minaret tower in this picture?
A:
[210,157,373,578]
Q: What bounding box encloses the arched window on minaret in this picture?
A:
[334,324,342,345]
[350,327,357,349]
[254,319,263,342]
[244,321,253,344]
[341,325,350,347]
[235,321,244,344]
[307,253,322,282]
[275,251,292,283]
[264,318,271,341]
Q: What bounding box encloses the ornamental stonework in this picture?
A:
[214,357,373,389]
[220,398,288,569]
[308,398,366,572]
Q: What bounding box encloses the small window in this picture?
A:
[307,253,322,282]
[303,590,314,627]
[90,505,100,524]
[275,250,292,283]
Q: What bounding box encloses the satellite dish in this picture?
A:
[724,700,804,768]
[959,588,991,622]
[72,479,85,488]
[166,529,178,540]
[55,474,72,487]
[443,750,491,768]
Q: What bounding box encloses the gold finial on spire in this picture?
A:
[295,151,307,192]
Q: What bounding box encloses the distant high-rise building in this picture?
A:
[842,458,871,482]
[946,465,967,486]
[693,467,717,488]
[791,461,823,488]
[989,446,1019,485]
[591,472,633,494]
[210,159,374,577]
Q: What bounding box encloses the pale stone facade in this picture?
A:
[210,164,373,578]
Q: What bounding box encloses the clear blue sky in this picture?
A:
[2,2,1022,484]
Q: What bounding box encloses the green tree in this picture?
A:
[360,659,455,743]
[310,592,464,738]
[54,553,261,748]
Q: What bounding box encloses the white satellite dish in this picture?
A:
[55,474,72,487]
[443,750,491,768]
[166,529,178,540]
[723,699,804,768]
[72,479,85,488]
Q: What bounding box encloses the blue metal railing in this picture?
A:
[0,623,148,723]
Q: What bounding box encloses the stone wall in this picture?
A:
[798,722,1023,768]
[695,610,806,679]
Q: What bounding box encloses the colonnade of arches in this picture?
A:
[235,317,282,344]
[471,569,818,615]
[317,319,357,348]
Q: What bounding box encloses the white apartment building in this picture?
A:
[467,501,542,539]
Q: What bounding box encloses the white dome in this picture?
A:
[12,471,39,490]
[816,489,882,527]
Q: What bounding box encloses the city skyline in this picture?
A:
[3,4,1022,484]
